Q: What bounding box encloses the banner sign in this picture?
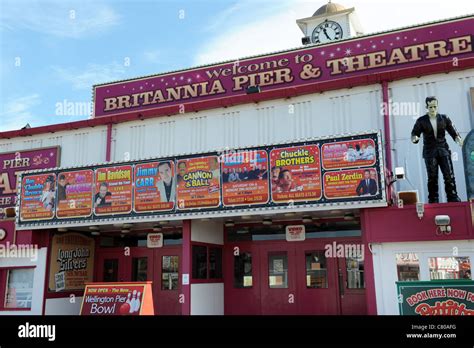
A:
[322,139,376,170]
[93,17,473,119]
[221,150,269,206]
[20,173,57,221]
[17,132,385,227]
[94,165,133,216]
[80,282,154,315]
[324,168,379,199]
[270,145,321,203]
[134,161,175,213]
[176,156,220,210]
[397,281,474,315]
[56,170,94,219]
[48,233,95,292]
[0,147,59,209]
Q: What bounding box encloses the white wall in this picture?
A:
[191,220,224,244]
[389,70,474,202]
[0,247,47,315]
[372,240,474,315]
[45,297,83,315]
[0,126,108,167]
[111,84,383,161]
[190,283,224,315]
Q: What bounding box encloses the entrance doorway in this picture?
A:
[224,238,366,315]
[96,245,182,315]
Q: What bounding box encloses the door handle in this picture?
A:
[338,269,344,297]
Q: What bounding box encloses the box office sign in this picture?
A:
[286,225,305,242]
[48,233,95,292]
[80,282,154,315]
[17,132,385,227]
[396,281,474,315]
[93,18,473,119]
[0,147,59,209]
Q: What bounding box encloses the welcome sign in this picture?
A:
[93,17,473,119]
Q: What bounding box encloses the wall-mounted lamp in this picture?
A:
[435,215,451,235]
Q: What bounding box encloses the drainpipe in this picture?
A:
[381,81,392,173]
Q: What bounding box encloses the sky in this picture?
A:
[0,0,473,131]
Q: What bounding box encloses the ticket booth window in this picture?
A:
[4,268,34,309]
[209,247,222,279]
[234,252,252,288]
[192,244,223,280]
[429,257,471,280]
[305,251,328,288]
[192,245,207,279]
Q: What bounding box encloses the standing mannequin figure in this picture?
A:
[411,96,463,203]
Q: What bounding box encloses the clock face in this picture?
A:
[312,20,343,44]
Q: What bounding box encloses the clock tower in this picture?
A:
[296,1,364,45]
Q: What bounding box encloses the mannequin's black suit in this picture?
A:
[411,113,461,203]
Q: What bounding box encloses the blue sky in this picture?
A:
[1,0,472,131]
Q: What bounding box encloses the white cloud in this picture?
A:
[194,0,474,66]
[0,94,42,131]
[143,50,163,64]
[0,1,120,38]
[52,62,127,89]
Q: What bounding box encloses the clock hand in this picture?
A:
[322,28,331,40]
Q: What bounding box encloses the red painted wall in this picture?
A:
[0,220,15,245]
[362,202,473,243]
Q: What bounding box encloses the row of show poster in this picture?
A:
[19,136,380,221]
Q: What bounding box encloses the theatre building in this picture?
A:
[0,3,473,316]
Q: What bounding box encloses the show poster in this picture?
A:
[324,168,379,199]
[56,170,94,219]
[397,281,474,315]
[134,161,175,213]
[176,156,220,210]
[0,147,59,209]
[221,150,269,206]
[94,165,133,216]
[270,145,321,203]
[48,233,95,292]
[80,282,154,315]
[322,138,376,170]
[20,173,57,221]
